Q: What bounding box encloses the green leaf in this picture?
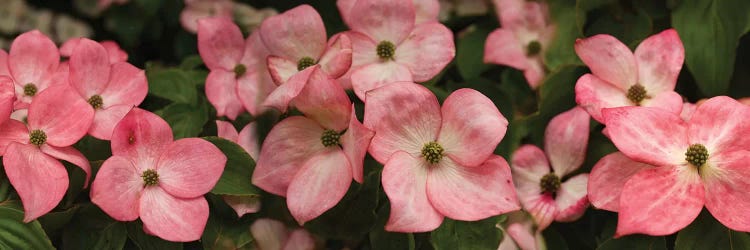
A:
[155,101,209,139]
[61,204,127,250]
[203,137,262,196]
[74,136,112,161]
[674,210,750,250]
[585,8,653,47]
[38,205,79,238]
[431,216,505,250]
[545,0,583,70]
[179,55,205,70]
[538,66,586,118]
[126,221,183,250]
[597,235,666,250]
[146,68,199,104]
[575,0,617,33]
[456,26,493,80]
[0,200,55,249]
[672,0,750,96]
[370,205,415,250]
[201,212,254,250]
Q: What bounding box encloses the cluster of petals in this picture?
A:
[91,108,227,242]
[216,120,262,217]
[484,0,555,89]
[250,218,315,250]
[364,82,519,232]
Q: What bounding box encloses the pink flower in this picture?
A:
[484,0,555,89]
[198,17,277,119]
[588,152,653,212]
[5,30,64,110]
[598,96,750,236]
[574,29,685,122]
[250,218,315,250]
[0,76,14,126]
[510,107,590,231]
[0,85,93,222]
[336,0,455,100]
[252,67,374,225]
[90,108,227,242]
[259,5,352,87]
[337,0,440,26]
[60,38,129,64]
[497,211,545,250]
[364,82,519,232]
[216,120,261,217]
[68,38,147,140]
[0,49,9,77]
[180,0,233,33]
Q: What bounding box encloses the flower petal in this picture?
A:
[349,0,416,44]
[197,17,244,71]
[335,31,380,90]
[341,106,374,183]
[28,84,94,147]
[382,151,443,232]
[111,108,173,168]
[505,222,538,250]
[40,145,91,188]
[157,138,227,199]
[259,5,327,61]
[9,30,60,87]
[688,96,750,153]
[293,67,352,131]
[69,38,111,98]
[223,195,261,217]
[0,76,14,126]
[574,73,630,123]
[703,150,750,232]
[545,107,590,176]
[237,122,261,160]
[216,120,239,142]
[602,106,687,166]
[554,174,589,222]
[139,187,209,242]
[395,22,455,82]
[100,41,128,63]
[634,29,684,94]
[574,34,637,89]
[522,193,558,231]
[90,155,143,221]
[363,82,440,163]
[510,145,551,186]
[267,56,299,85]
[262,66,317,113]
[250,218,288,250]
[89,105,134,140]
[483,28,527,71]
[237,69,276,117]
[284,229,316,250]
[351,61,414,101]
[318,33,353,79]
[3,143,68,222]
[588,152,653,212]
[205,69,244,120]
[99,62,147,109]
[0,49,10,77]
[640,90,683,115]
[336,0,356,26]
[287,149,352,224]
[0,119,29,155]
[414,0,440,23]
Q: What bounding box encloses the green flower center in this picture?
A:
[88,95,103,109]
[685,144,709,168]
[376,41,396,60]
[540,173,561,194]
[421,141,444,164]
[526,40,542,56]
[321,129,341,147]
[141,169,159,186]
[24,83,37,97]
[29,130,47,146]
[626,84,649,105]
[234,64,247,78]
[297,57,316,71]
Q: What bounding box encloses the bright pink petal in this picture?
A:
[0,119,29,155]
[267,56,299,85]
[382,151,443,232]
[395,22,455,82]
[292,67,352,131]
[703,150,750,232]
[318,34,353,79]
[426,155,520,221]
[634,29,684,93]
[0,49,10,77]
[349,0,416,44]
[223,195,261,217]
[69,38,111,98]
[615,166,704,236]
[205,69,244,120]
[341,107,374,183]
[284,229,316,250]
[438,88,507,167]
[237,122,260,160]
[545,107,590,176]
[253,117,327,196]
[157,138,227,199]
[40,145,91,188]
[602,106,687,166]
[640,90,683,115]
[197,17,244,71]
[588,152,652,212]
[363,82,440,163]
[0,76,14,125]
[262,66,317,113]
[139,187,209,242]
[287,149,352,224]
[250,218,288,250]
[27,85,94,147]
[100,41,128,63]
[259,5,327,61]
[8,30,60,87]
[554,174,589,222]
[216,120,239,142]
[99,62,147,108]
[90,155,144,221]
[3,143,68,222]
[351,61,414,101]
[111,108,173,168]
[89,105,135,140]
[483,29,527,70]
[574,74,630,122]
[688,96,750,153]
[574,34,636,89]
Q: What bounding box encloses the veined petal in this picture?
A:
[69,38,111,98]
[89,105,134,140]
[351,61,413,101]
[0,119,29,155]
[688,96,750,154]
[483,28,527,70]
[334,31,380,90]
[206,70,244,120]
[588,152,652,212]
[28,84,94,147]
[505,222,538,250]
[703,150,750,232]
[99,62,147,109]
[3,143,68,222]
[250,218,288,250]
[287,149,352,225]
[341,107,374,183]
[237,69,276,117]
[545,107,590,176]
[574,74,630,123]
[139,187,209,242]
[259,5,327,61]
[336,0,356,26]
[382,151,443,232]
[9,30,60,88]
[522,193,557,231]
[292,67,352,131]
[237,122,261,160]
[90,155,144,221]
[40,145,91,188]
[554,174,589,222]
[197,17,244,71]
[634,29,684,94]
[111,108,173,169]
[395,22,455,82]
[157,138,227,199]
[318,34,353,79]
[349,0,416,44]
[574,34,637,89]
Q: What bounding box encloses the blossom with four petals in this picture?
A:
[4,30,64,110]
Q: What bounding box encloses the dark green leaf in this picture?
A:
[456,26,493,80]
[126,221,183,250]
[146,68,199,104]
[370,205,415,250]
[0,200,55,249]
[62,204,127,250]
[201,212,254,250]
[156,101,209,139]
[674,210,750,250]
[597,235,666,250]
[203,137,262,196]
[546,0,583,70]
[38,205,79,238]
[430,216,505,250]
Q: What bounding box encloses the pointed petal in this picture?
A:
[574,34,637,89]
[157,138,226,199]
[284,229,316,250]
[90,155,143,221]
[363,82,440,163]
[483,28,527,70]
[545,107,590,176]
[575,74,630,122]
[262,66,317,113]
[100,40,128,63]
[206,69,244,120]
[9,30,60,87]
[588,152,652,212]
[0,119,29,155]
[634,29,684,93]
[640,90,683,115]
[293,67,352,131]
[602,106,687,166]
[688,96,750,153]
[216,120,239,142]
[237,122,261,160]
[259,5,327,61]
[89,105,134,140]
[382,151,443,232]
[99,62,147,108]
[703,150,750,232]
[111,108,173,168]
[250,218,288,250]
[287,149,352,224]
[139,188,209,242]
[318,34,353,79]
[197,17,244,71]
[223,195,261,217]
[267,56,299,85]
[40,145,91,188]
[395,22,455,82]
[349,0,416,44]
[28,85,94,147]
[554,174,589,222]
[351,61,414,101]
[69,38,111,98]
[341,107,374,183]
[3,143,68,222]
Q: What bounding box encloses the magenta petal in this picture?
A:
[139,188,209,242]
[336,0,356,26]
[156,138,227,199]
[3,143,68,222]
[0,119,29,155]
[510,145,551,185]
[262,66,317,113]
[28,84,94,147]
[90,155,143,221]
[413,0,440,23]
[574,34,637,89]
[615,166,704,237]
[318,34,353,79]
[506,222,538,250]
[395,22,455,82]
[588,152,652,212]
[259,5,327,61]
[688,96,750,153]
[197,17,244,71]
[89,105,133,140]
[340,106,374,183]
[545,107,590,176]
[703,150,750,232]
[426,155,520,221]
[554,174,589,222]
[99,62,147,108]
[0,76,14,126]
[292,67,352,131]
[634,29,684,93]
[111,108,174,168]
[349,0,416,44]
[40,145,91,188]
[205,70,244,120]
[351,61,414,101]
[287,149,352,225]
[575,74,630,123]
[69,38,111,98]
[8,30,60,88]
[237,122,260,160]
[382,151,443,232]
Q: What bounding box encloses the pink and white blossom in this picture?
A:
[5,30,65,110]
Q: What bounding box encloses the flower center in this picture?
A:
[376,41,396,60]
[626,84,649,105]
[233,64,247,78]
[321,129,341,147]
[421,141,444,164]
[29,129,47,146]
[88,95,103,109]
[297,57,316,71]
[685,144,709,168]
[141,169,159,186]
[24,83,37,97]
[539,173,561,194]
[526,40,542,56]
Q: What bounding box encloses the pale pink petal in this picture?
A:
[253,117,327,196]
[510,145,551,185]
[688,96,750,153]
[223,195,261,217]
[111,108,173,168]
[59,38,82,57]
[100,41,128,63]
[9,30,60,87]
[318,34,353,79]
[574,35,637,89]
[237,122,260,160]
[506,223,537,250]
[262,66,317,113]
[69,38,111,98]
[395,22,455,82]
[363,82,440,163]
[351,61,414,101]
[634,29,684,94]
[292,67,352,131]
[0,119,29,155]
[0,49,10,77]
[438,88,507,167]
[574,74,630,122]
[0,76,14,125]
[336,0,356,26]
[484,29,527,70]
[523,193,558,231]
[602,106,687,166]
[588,152,652,212]
[545,107,590,176]
[27,85,94,147]
[640,91,683,115]
[197,17,244,71]
[157,138,227,199]
[250,218,288,250]
[3,143,68,222]
[523,59,546,89]
[40,145,91,188]
[267,56,299,85]
[180,0,233,33]
[427,155,520,221]
[340,107,374,183]
[615,166,704,236]
[554,174,589,222]
[680,102,697,122]
[287,149,352,224]
[703,150,750,232]
[259,5,327,61]
[139,187,209,242]
[237,70,276,116]
[382,151,443,232]
[99,62,147,108]
[89,105,134,140]
[414,0,440,23]
[9,109,27,123]
[216,120,239,142]
[90,155,144,221]
[284,229,316,250]
[349,0,416,44]
[206,70,244,120]
[335,31,380,90]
